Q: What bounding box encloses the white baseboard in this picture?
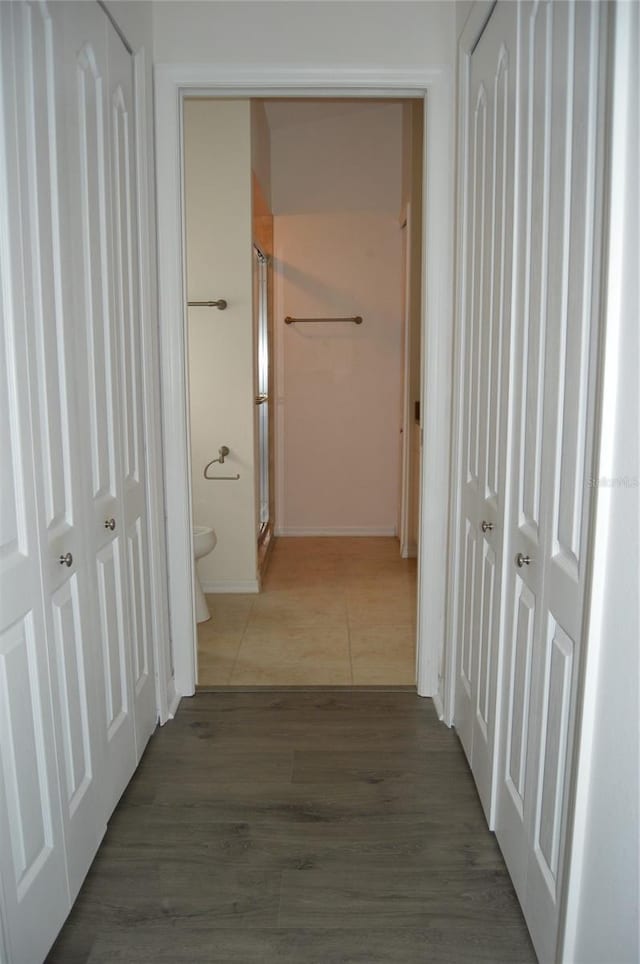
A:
[167,689,182,720]
[202,580,260,594]
[274,527,397,537]
[432,690,445,721]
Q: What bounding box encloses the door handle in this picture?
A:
[104,518,116,531]
[481,520,494,533]
[515,552,531,568]
[59,552,73,568]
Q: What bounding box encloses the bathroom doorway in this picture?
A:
[180,96,428,688]
[155,63,455,701]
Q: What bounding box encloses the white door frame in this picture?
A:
[398,202,412,560]
[132,49,176,723]
[154,64,454,700]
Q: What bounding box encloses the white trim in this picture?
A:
[132,48,173,724]
[154,62,446,94]
[155,72,197,698]
[155,63,454,699]
[275,527,397,538]
[442,1,496,727]
[399,202,412,559]
[202,580,260,594]
[432,691,445,721]
[415,83,455,699]
[166,689,181,720]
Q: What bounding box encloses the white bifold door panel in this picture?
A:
[496,3,605,961]
[453,0,517,823]
[0,19,70,960]
[0,2,157,961]
[454,2,606,962]
[8,0,109,906]
[60,0,156,818]
[106,16,157,767]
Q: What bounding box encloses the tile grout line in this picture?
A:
[227,599,255,684]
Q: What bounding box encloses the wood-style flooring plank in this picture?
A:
[46,692,535,964]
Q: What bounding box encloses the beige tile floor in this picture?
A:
[197,537,417,686]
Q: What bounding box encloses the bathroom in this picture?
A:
[184,97,423,686]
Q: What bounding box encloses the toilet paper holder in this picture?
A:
[204,446,240,481]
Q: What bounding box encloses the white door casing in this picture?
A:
[155,66,454,699]
[496,2,606,960]
[453,0,517,824]
[398,206,412,559]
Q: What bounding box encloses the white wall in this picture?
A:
[561,3,640,960]
[455,0,475,41]
[153,2,455,70]
[184,99,258,591]
[270,102,404,534]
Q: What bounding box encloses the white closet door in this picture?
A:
[60,3,137,815]
[107,24,157,759]
[0,8,69,961]
[453,0,517,823]
[13,0,107,901]
[496,3,606,960]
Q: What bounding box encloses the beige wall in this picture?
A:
[251,101,271,210]
[270,102,404,534]
[269,100,403,216]
[184,99,258,590]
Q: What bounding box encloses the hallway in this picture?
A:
[198,538,417,686]
[46,692,535,963]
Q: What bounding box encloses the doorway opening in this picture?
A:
[183,97,424,686]
[154,63,454,703]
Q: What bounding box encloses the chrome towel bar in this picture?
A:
[284,315,363,325]
[188,299,227,310]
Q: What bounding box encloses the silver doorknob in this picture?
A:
[481,520,494,533]
[515,552,531,568]
[104,518,116,530]
[59,552,73,568]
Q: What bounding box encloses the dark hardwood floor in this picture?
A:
[47,691,536,963]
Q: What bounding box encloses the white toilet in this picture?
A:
[192,525,217,623]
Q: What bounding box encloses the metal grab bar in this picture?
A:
[188,299,228,310]
[284,315,363,325]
